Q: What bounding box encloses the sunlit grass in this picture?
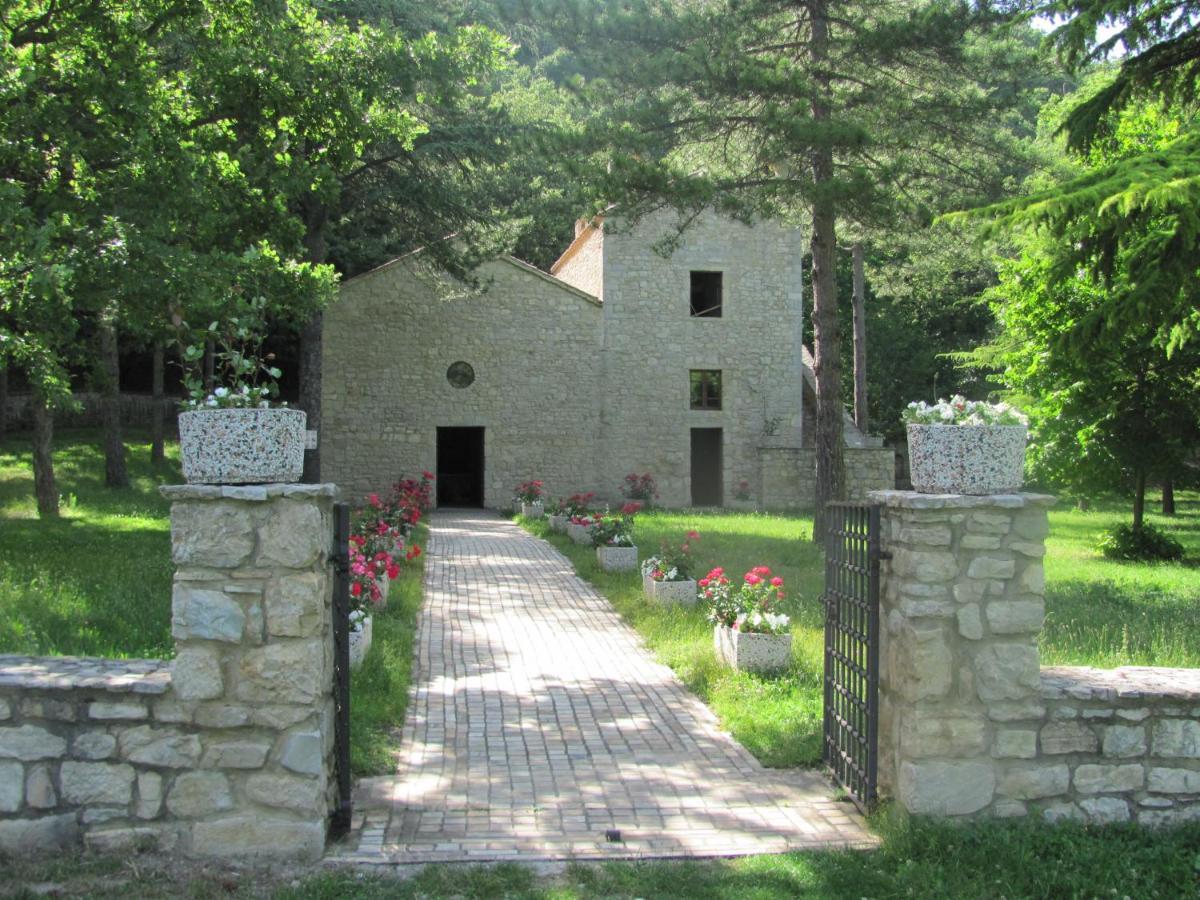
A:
[0,429,178,659]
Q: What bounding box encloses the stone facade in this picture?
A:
[0,485,337,858]
[874,490,1200,826]
[760,446,894,508]
[321,210,895,508]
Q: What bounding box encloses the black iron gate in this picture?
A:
[330,502,352,837]
[821,502,884,812]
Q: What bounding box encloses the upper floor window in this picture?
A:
[690,271,723,317]
[690,370,722,410]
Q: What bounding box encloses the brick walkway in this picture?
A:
[330,510,874,864]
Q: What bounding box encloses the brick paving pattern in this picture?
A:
[331,510,874,864]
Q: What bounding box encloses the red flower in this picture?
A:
[686,530,700,541]
[423,471,435,480]
[406,545,422,560]
[350,582,363,598]
[620,501,643,515]
[386,564,400,580]
[368,493,381,508]
[744,573,762,586]
[770,576,784,587]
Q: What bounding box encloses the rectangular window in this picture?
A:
[690,271,723,317]
[690,370,722,410]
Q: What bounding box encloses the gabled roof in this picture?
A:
[339,250,601,308]
[550,216,603,275]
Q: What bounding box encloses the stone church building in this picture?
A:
[321,209,894,508]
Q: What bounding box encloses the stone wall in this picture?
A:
[551,221,604,298]
[873,490,1200,826]
[3,393,178,433]
[0,485,337,858]
[758,446,895,509]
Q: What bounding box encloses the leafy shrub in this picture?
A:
[1096,522,1184,561]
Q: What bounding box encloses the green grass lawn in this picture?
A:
[4,814,1198,897]
[0,429,178,659]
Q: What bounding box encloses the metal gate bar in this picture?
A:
[330,502,352,836]
[822,502,882,812]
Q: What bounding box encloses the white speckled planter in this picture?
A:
[349,615,373,670]
[521,501,544,518]
[567,523,596,545]
[650,579,698,606]
[713,624,792,673]
[596,545,638,572]
[642,573,656,596]
[178,408,306,484]
[906,424,1027,495]
[548,514,568,533]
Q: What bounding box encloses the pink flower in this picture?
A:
[368,493,381,508]
[744,573,761,586]
[686,530,700,541]
[770,576,784,587]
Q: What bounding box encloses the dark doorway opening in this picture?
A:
[436,427,485,507]
[691,428,723,506]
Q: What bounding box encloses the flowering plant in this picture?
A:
[902,395,1027,427]
[559,492,596,516]
[177,296,285,411]
[643,531,700,581]
[348,608,369,634]
[621,472,658,503]
[592,501,641,547]
[703,566,790,635]
[734,479,752,501]
[389,471,435,533]
[515,480,545,503]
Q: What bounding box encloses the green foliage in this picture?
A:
[1096,521,1185,562]
[950,2,1200,352]
[178,296,284,410]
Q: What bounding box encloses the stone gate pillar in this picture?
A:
[162,483,337,858]
[870,490,1054,816]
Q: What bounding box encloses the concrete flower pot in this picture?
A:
[349,615,373,670]
[596,545,638,572]
[178,408,306,484]
[521,501,545,518]
[642,572,657,596]
[548,514,568,533]
[906,424,1027,495]
[713,624,792,673]
[650,579,698,606]
[567,523,596,545]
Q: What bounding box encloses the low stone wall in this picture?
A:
[0,485,337,858]
[759,446,895,508]
[3,393,178,432]
[873,490,1200,826]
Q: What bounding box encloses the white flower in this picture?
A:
[240,384,250,394]
[205,397,218,407]
[258,400,269,409]
[666,567,679,581]
[214,386,229,398]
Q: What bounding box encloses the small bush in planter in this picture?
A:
[902,395,1029,495]
[642,531,701,603]
[703,566,792,672]
[1096,522,1184,561]
[621,472,659,507]
[594,502,641,571]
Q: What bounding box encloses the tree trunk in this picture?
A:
[1132,468,1147,534]
[851,240,868,435]
[0,364,7,444]
[298,197,329,484]
[1162,478,1175,516]
[1076,497,1090,511]
[151,343,165,463]
[99,316,129,488]
[809,0,844,543]
[31,391,58,518]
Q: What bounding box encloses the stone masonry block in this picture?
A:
[72,731,117,760]
[891,623,953,702]
[201,739,271,769]
[60,761,136,805]
[236,641,325,705]
[0,813,78,854]
[171,502,255,567]
[0,724,67,761]
[190,815,325,859]
[0,761,22,812]
[1079,797,1130,824]
[279,730,324,776]
[992,729,1037,759]
[975,644,1041,702]
[88,701,148,721]
[256,502,324,568]
[893,548,959,583]
[1018,563,1045,594]
[1102,725,1148,758]
[244,773,324,813]
[171,646,224,701]
[899,761,995,815]
[1148,767,1200,793]
[25,764,56,809]
[265,573,326,638]
[998,764,1070,800]
[967,557,1016,580]
[172,586,246,643]
[900,715,988,758]
[986,599,1045,635]
[166,771,234,817]
[1074,763,1144,794]
[137,771,163,819]
[957,604,983,640]
[118,726,202,768]
[1152,720,1200,758]
[1040,721,1099,754]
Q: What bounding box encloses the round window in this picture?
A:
[446,361,475,389]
